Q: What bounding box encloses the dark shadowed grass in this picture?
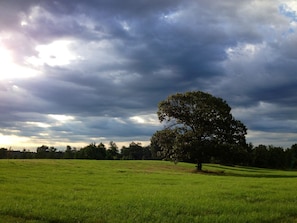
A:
[0,160,297,223]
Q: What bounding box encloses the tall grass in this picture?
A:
[0,160,297,223]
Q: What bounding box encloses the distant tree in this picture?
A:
[121,142,141,160]
[288,144,297,169]
[36,145,59,159]
[142,145,153,160]
[64,145,75,159]
[20,149,35,159]
[48,146,59,159]
[36,145,50,158]
[78,143,106,160]
[0,148,7,159]
[252,145,269,168]
[267,145,286,169]
[152,91,247,170]
[96,143,107,160]
[216,143,251,166]
[75,147,87,159]
[121,142,152,160]
[106,141,119,160]
[251,145,288,169]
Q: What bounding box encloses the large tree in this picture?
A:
[151,91,247,170]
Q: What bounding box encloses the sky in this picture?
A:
[1,0,297,150]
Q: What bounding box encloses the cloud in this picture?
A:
[1,0,297,149]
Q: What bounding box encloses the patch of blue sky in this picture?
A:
[279,4,297,22]
[279,3,297,37]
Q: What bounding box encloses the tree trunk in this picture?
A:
[196,162,202,171]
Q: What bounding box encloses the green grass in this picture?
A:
[0,160,297,223]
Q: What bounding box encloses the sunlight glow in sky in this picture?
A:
[0,134,28,146]
[48,114,75,123]
[129,114,160,125]
[26,40,78,67]
[0,45,38,80]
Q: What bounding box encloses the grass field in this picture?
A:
[0,160,297,223]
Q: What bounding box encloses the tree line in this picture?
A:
[154,142,297,170]
[1,141,297,169]
[0,141,156,160]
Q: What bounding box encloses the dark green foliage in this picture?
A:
[106,141,120,160]
[36,145,62,159]
[0,148,7,158]
[63,145,75,159]
[152,91,248,170]
[267,145,286,169]
[0,148,36,159]
[251,144,293,169]
[288,144,297,169]
[76,143,106,159]
[121,142,153,160]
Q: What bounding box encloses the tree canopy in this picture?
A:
[151,91,248,170]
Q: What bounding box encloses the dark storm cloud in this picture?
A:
[1,0,297,148]
[0,0,38,29]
